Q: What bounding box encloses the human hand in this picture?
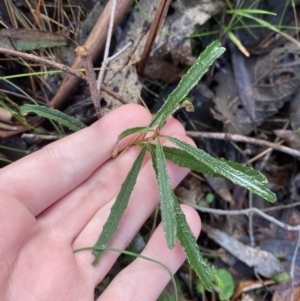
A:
[0,104,201,301]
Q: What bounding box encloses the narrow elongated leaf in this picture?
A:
[116,126,153,144]
[20,104,86,131]
[149,143,158,176]
[218,158,267,184]
[112,126,153,157]
[149,41,225,129]
[151,144,219,177]
[158,145,267,184]
[163,136,276,202]
[172,194,212,291]
[154,138,177,248]
[92,144,148,265]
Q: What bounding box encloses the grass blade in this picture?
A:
[20,104,86,131]
[149,41,225,129]
[226,9,276,15]
[172,194,212,291]
[229,11,300,48]
[163,136,276,202]
[92,144,148,265]
[154,138,177,248]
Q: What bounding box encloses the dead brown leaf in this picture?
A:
[202,223,285,278]
[272,285,300,301]
[274,130,300,151]
[232,279,274,301]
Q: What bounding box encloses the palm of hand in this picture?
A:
[0,105,200,301]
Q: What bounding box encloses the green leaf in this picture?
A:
[149,143,158,176]
[158,291,176,301]
[112,126,153,157]
[172,196,212,291]
[160,145,267,184]
[163,136,276,202]
[20,104,86,131]
[92,144,148,265]
[155,145,219,177]
[154,138,177,248]
[228,12,300,49]
[116,126,153,144]
[218,158,267,184]
[214,269,234,301]
[149,41,225,129]
[226,8,276,15]
[272,272,290,283]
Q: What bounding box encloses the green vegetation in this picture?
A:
[87,40,275,291]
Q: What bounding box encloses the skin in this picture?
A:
[0,104,201,301]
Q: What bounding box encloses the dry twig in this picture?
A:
[137,0,173,75]
[76,46,101,118]
[186,131,300,158]
[50,0,133,108]
[183,202,300,232]
[181,199,300,299]
[0,47,128,106]
[0,47,87,81]
[96,0,117,94]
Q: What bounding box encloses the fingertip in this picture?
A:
[91,104,151,131]
[160,116,186,136]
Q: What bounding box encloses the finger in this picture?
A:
[72,133,196,283]
[38,118,189,243]
[0,104,151,216]
[97,205,201,301]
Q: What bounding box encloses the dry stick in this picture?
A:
[108,41,132,62]
[0,88,43,101]
[76,46,101,118]
[50,0,133,109]
[97,41,132,94]
[259,121,289,170]
[246,146,276,165]
[262,201,300,212]
[189,201,300,299]
[0,47,87,81]
[136,0,173,75]
[0,121,26,131]
[21,133,60,141]
[0,46,128,106]
[290,230,300,301]
[248,192,255,247]
[182,201,300,232]
[292,0,299,41]
[96,0,117,94]
[186,131,300,158]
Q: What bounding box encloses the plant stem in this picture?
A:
[96,0,117,94]
[76,46,101,118]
